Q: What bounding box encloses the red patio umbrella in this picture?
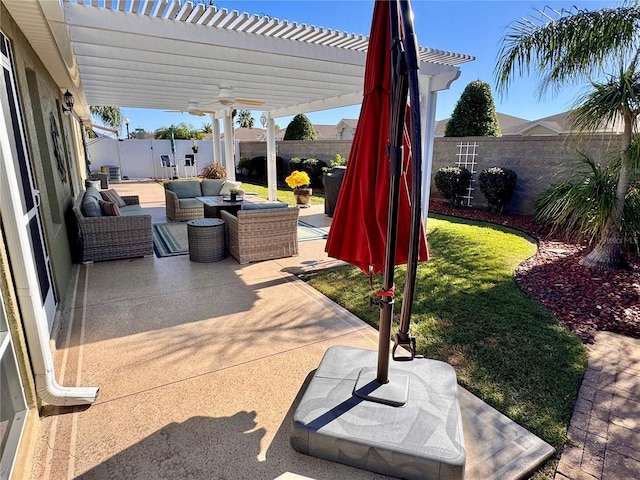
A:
[325,0,428,383]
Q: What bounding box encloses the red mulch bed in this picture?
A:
[429,201,640,343]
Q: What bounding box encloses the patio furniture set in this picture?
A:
[164,179,300,264]
[73,180,300,264]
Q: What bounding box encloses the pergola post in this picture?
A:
[266,115,277,201]
[419,74,437,228]
[211,114,222,168]
[223,109,236,181]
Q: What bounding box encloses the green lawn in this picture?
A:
[306,214,587,477]
[241,181,324,205]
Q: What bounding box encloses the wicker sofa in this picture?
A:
[72,188,153,263]
[221,206,300,264]
[164,179,240,221]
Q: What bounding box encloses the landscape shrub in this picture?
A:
[535,155,640,256]
[302,158,328,187]
[289,157,327,187]
[200,162,226,179]
[238,157,252,174]
[246,156,284,180]
[478,166,517,214]
[434,166,472,207]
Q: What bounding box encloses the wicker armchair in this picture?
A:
[73,192,153,263]
[164,188,204,221]
[221,207,299,264]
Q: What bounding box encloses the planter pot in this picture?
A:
[323,166,346,217]
[293,187,312,208]
[230,193,237,202]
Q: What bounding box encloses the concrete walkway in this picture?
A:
[556,332,640,480]
[26,179,622,479]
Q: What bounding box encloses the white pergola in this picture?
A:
[7,0,473,217]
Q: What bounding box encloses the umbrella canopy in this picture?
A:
[169,127,176,155]
[325,1,427,275]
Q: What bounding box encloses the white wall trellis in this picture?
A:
[455,142,478,206]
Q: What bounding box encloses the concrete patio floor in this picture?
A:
[27,180,555,480]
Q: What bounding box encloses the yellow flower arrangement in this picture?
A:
[285,170,311,189]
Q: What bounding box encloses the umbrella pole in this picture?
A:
[376,0,408,385]
[395,0,422,359]
[376,159,401,384]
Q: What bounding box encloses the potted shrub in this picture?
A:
[285,170,312,208]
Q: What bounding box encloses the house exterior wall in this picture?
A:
[521,125,558,136]
[3,8,79,306]
[0,6,88,477]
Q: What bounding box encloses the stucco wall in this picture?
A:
[1,8,81,315]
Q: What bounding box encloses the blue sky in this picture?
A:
[119,0,620,135]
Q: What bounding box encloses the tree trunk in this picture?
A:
[579,224,627,270]
[579,112,633,271]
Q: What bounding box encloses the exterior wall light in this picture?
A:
[62,89,74,115]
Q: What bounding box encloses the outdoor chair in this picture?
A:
[184,154,197,177]
[221,207,299,264]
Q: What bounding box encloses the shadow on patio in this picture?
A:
[30,181,555,479]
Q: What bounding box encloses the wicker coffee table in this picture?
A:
[187,218,225,262]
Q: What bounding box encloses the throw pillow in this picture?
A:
[81,195,103,217]
[220,181,241,195]
[100,189,127,207]
[99,200,120,216]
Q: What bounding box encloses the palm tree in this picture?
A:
[201,122,212,134]
[495,3,640,270]
[236,110,255,128]
[89,106,124,130]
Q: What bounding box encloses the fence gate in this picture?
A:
[455,142,478,206]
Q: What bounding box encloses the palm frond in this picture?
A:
[495,5,640,95]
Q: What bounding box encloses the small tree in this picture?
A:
[479,167,518,214]
[434,166,472,207]
[283,114,317,140]
[444,80,501,137]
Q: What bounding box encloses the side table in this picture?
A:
[187,218,225,262]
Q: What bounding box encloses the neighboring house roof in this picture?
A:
[434,112,529,137]
[338,119,359,129]
[233,128,268,142]
[313,125,339,139]
[504,111,625,136]
[434,110,626,137]
[219,128,285,142]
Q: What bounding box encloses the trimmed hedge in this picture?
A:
[434,166,472,207]
[290,157,328,188]
[479,166,517,214]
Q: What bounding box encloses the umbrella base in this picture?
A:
[291,346,465,480]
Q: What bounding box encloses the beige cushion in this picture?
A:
[100,189,127,207]
[220,181,241,195]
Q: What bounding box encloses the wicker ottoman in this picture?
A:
[187,218,225,262]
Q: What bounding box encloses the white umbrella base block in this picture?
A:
[291,346,465,480]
